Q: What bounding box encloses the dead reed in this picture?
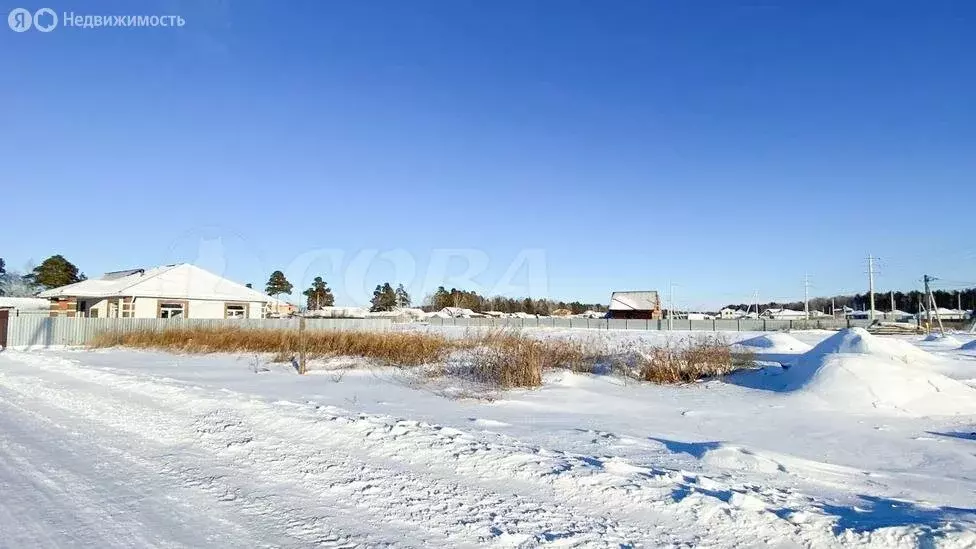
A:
[90,327,452,367]
[635,336,748,383]
[91,327,752,387]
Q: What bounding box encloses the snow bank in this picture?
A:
[805,327,933,364]
[961,340,976,351]
[732,333,812,353]
[920,333,962,347]
[780,329,976,416]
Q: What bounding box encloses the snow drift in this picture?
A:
[733,333,812,354]
[921,333,962,347]
[779,328,976,416]
[805,327,933,364]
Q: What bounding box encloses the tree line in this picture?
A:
[724,289,976,315]
[423,286,608,315]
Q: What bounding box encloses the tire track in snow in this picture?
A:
[0,353,664,547]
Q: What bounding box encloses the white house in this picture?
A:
[685,312,715,321]
[718,308,749,319]
[847,309,914,322]
[38,264,272,319]
[759,308,808,320]
[916,308,969,321]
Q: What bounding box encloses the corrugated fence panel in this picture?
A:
[4,317,394,347]
[4,315,903,347]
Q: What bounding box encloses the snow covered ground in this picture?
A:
[0,328,974,547]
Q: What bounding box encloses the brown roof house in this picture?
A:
[607,291,662,320]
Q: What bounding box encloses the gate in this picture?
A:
[0,309,8,348]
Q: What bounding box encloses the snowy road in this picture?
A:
[0,349,973,548]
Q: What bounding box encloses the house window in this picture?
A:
[225,304,247,319]
[159,302,185,319]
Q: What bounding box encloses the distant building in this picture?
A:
[685,312,714,321]
[266,296,298,317]
[0,297,50,315]
[718,308,749,319]
[759,308,808,320]
[847,309,914,322]
[607,291,662,320]
[916,308,969,321]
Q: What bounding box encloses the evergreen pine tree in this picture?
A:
[370,284,384,312]
[394,284,411,308]
[265,270,293,296]
[381,282,397,310]
[24,255,85,289]
[303,277,335,310]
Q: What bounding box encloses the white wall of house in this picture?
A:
[63,296,267,319]
[134,297,158,318]
[130,297,265,319]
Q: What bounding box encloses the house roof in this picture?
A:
[38,264,272,303]
[0,297,49,310]
[608,291,659,311]
[761,308,807,317]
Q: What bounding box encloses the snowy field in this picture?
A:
[0,328,974,548]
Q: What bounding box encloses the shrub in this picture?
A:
[635,336,743,383]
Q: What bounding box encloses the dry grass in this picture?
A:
[92,327,754,388]
[635,335,749,383]
[91,327,452,367]
[464,332,587,388]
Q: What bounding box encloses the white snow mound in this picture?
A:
[733,333,812,353]
[961,339,976,350]
[781,329,976,416]
[806,327,933,364]
[921,333,961,346]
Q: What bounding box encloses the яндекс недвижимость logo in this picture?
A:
[8,7,58,32]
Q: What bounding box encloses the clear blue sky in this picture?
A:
[3,1,974,309]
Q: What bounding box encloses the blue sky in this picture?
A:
[2,1,974,309]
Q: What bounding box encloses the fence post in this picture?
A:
[298,316,307,375]
[763,320,767,331]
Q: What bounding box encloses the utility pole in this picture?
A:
[831,297,836,318]
[803,273,810,320]
[923,275,934,330]
[668,283,675,331]
[298,315,307,375]
[867,255,876,322]
[958,290,962,313]
[890,291,895,318]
